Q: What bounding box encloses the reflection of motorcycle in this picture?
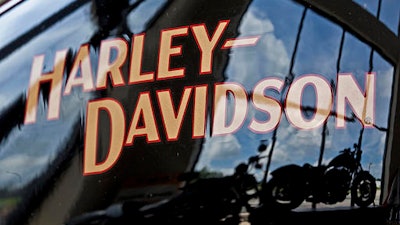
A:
[265,143,377,210]
[65,144,268,225]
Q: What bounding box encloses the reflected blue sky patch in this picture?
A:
[127,0,168,34]
[0,0,396,191]
[0,3,95,112]
[196,0,395,180]
[0,2,95,189]
[0,0,76,49]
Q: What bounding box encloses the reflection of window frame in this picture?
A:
[0,0,22,15]
[0,0,90,61]
[294,0,399,65]
[294,0,400,205]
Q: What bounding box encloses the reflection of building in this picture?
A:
[291,0,399,207]
[197,0,398,208]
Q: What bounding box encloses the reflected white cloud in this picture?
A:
[0,154,48,189]
[0,93,88,189]
[226,7,290,88]
[196,134,241,170]
[196,7,291,173]
[270,123,327,166]
[0,95,7,106]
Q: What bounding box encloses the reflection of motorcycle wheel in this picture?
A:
[351,172,377,207]
[266,177,305,210]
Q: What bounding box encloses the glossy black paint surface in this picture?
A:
[0,0,399,224]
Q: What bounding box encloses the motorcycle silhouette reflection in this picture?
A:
[66,140,378,225]
[65,142,269,225]
[263,143,377,210]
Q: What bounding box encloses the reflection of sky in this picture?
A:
[0,0,171,190]
[0,96,87,189]
[0,3,94,189]
[0,0,397,190]
[0,0,75,49]
[0,2,95,111]
[195,0,396,180]
[127,0,167,34]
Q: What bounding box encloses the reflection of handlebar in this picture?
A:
[258,155,268,160]
[248,155,267,163]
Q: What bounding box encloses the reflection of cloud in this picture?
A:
[196,4,388,182]
[0,5,94,190]
[0,154,48,189]
[280,124,326,147]
[0,95,7,106]
[196,134,241,170]
[240,8,275,34]
[226,7,290,88]
[208,135,241,159]
[273,127,324,165]
[0,94,86,189]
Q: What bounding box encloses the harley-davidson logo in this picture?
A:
[22,19,376,175]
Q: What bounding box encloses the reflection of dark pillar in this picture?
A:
[92,0,129,33]
[317,122,327,167]
[383,58,400,204]
[263,7,308,186]
[0,95,25,144]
